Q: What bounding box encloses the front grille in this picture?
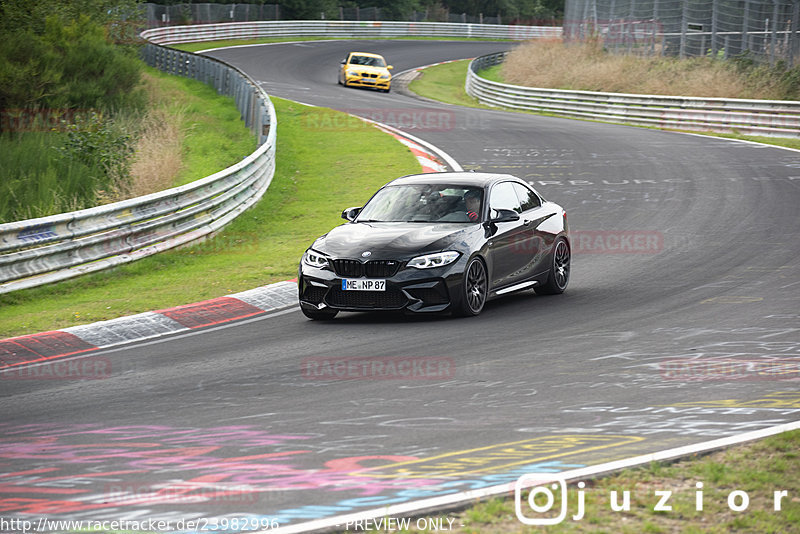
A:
[332,259,363,277]
[361,72,378,78]
[331,259,401,278]
[327,288,407,309]
[364,260,400,277]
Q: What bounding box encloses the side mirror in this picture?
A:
[342,206,362,221]
[489,209,520,223]
[387,65,394,70]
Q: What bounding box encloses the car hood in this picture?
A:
[313,222,477,259]
[347,65,389,75]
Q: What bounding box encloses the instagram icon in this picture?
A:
[515,474,585,525]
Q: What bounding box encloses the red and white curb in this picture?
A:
[356,115,462,173]
[0,281,299,370]
[381,129,447,173]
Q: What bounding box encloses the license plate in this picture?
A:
[342,279,386,291]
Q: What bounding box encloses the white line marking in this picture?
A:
[263,419,800,534]
[362,118,463,172]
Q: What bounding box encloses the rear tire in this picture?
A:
[535,237,570,295]
[301,307,339,320]
[454,257,487,317]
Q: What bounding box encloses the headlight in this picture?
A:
[303,250,330,269]
[407,251,460,269]
[379,74,389,79]
[347,70,358,76]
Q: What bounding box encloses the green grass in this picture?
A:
[0,97,420,338]
[0,131,109,223]
[408,59,800,151]
[477,64,503,82]
[142,66,256,186]
[408,59,483,108]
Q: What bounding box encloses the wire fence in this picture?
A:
[144,3,511,27]
[564,0,800,64]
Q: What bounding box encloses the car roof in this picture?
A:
[388,172,526,188]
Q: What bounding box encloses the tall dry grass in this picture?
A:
[501,39,793,100]
[125,106,184,198]
[102,72,185,202]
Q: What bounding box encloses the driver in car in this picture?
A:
[465,189,481,222]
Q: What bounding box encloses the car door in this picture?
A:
[511,182,552,279]
[486,181,530,289]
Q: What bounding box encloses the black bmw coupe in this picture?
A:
[298,172,570,319]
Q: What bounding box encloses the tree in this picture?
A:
[0,0,143,132]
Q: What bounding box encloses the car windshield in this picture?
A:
[350,55,386,67]
[357,184,484,223]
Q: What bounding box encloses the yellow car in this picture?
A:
[339,52,393,93]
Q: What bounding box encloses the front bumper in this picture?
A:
[299,259,464,314]
[345,74,391,90]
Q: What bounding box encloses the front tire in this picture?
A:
[455,257,487,316]
[535,237,570,295]
[301,307,339,320]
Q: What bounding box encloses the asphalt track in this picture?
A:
[2,40,800,530]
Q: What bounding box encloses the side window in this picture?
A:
[489,182,522,218]
[513,183,542,212]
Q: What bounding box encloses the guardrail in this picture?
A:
[139,20,561,43]
[0,43,276,294]
[466,52,800,138]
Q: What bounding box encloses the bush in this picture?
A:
[0,15,142,123]
[57,111,135,184]
[0,131,109,223]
